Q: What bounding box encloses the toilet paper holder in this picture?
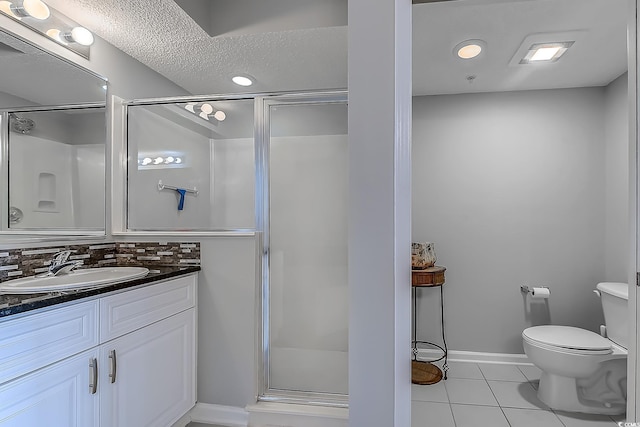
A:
[520,285,550,296]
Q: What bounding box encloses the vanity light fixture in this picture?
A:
[138,154,185,169]
[183,102,226,122]
[454,39,486,60]
[0,0,94,58]
[9,0,49,20]
[62,26,94,46]
[185,102,197,113]
[199,103,214,120]
[0,1,19,19]
[520,42,573,64]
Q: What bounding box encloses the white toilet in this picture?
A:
[522,282,628,415]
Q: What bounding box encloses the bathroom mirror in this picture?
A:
[0,29,107,237]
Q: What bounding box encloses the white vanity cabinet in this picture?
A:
[0,273,197,427]
[98,274,196,426]
[0,348,100,427]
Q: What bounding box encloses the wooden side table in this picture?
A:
[411,266,448,385]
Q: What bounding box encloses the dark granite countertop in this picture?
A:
[0,266,200,319]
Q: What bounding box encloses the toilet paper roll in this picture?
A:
[531,287,550,299]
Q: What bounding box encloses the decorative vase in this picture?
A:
[411,242,436,269]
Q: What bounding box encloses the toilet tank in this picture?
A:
[596,282,629,349]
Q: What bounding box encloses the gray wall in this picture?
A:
[604,73,629,282]
[412,83,628,354]
[196,237,257,407]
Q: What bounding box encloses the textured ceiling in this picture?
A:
[42,0,626,97]
[44,0,347,95]
[413,0,628,95]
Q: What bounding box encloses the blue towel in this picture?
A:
[176,189,187,210]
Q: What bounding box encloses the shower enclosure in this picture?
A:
[125,91,348,406]
[257,94,348,405]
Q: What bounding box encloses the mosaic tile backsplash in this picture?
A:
[0,242,201,283]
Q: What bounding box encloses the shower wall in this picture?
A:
[10,136,75,228]
[10,135,104,229]
[211,138,255,230]
[74,144,106,228]
[127,106,213,230]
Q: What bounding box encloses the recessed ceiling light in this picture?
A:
[232,75,254,87]
[454,39,486,60]
[520,42,573,64]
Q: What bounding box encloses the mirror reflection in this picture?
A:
[7,107,105,231]
[0,29,107,235]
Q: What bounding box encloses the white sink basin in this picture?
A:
[0,267,150,294]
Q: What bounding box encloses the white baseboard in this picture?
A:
[189,402,249,427]
[246,402,348,427]
[415,348,532,365]
[171,412,192,427]
[187,401,349,427]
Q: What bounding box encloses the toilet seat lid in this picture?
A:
[523,326,612,352]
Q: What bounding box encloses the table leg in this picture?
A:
[412,286,418,361]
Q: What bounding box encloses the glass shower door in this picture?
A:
[260,94,348,403]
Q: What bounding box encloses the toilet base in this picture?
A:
[538,371,625,415]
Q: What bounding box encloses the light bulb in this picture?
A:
[175,157,182,164]
[154,157,164,165]
[69,26,94,46]
[0,1,21,19]
[232,75,253,87]
[530,47,562,62]
[213,110,226,121]
[165,156,174,164]
[185,103,196,113]
[457,44,482,59]
[22,0,49,19]
[199,111,209,120]
[200,103,213,114]
[142,157,152,165]
[45,28,65,43]
[454,40,486,60]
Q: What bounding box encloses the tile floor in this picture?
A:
[412,361,626,427]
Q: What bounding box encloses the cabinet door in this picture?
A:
[99,308,196,427]
[0,349,99,427]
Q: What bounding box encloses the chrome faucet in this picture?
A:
[47,250,82,276]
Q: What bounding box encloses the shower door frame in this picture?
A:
[255,91,349,406]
